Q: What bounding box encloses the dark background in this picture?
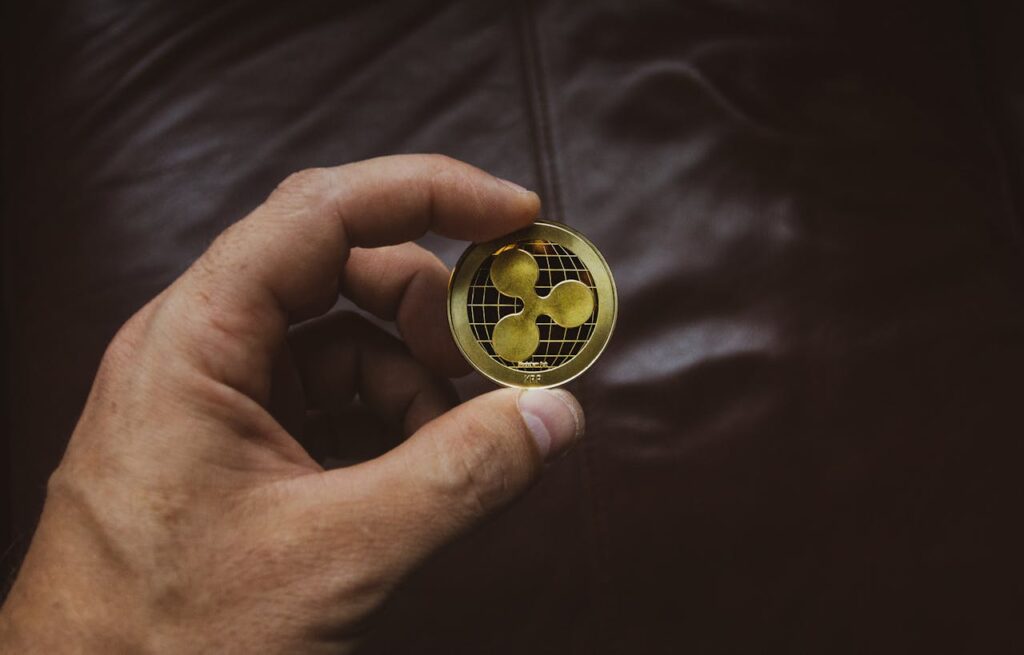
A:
[4,1,1024,652]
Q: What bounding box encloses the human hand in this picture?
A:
[0,155,584,653]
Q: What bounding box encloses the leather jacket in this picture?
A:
[4,1,1023,652]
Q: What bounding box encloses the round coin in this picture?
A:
[448,220,617,389]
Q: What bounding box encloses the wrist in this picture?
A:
[0,596,53,655]
[0,571,133,655]
[0,509,146,654]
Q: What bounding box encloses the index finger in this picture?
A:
[163,154,539,402]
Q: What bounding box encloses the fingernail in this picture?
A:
[496,177,531,195]
[518,389,584,461]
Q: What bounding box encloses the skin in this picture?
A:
[0,155,584,654]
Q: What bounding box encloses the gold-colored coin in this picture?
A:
[448,220,617,388]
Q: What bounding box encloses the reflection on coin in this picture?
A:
[448,220,617,389]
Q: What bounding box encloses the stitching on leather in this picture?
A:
[959,0,1024,278]
[517,0,566,223]
[515,7,612,651]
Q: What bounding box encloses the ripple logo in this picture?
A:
[489,247,595,362]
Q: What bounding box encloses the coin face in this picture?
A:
[448,221,617,388]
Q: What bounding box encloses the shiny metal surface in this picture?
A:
[448,221,616,388]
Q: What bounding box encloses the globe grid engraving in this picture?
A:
[466,239,598,371]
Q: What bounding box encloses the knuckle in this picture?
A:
[273,167,333,199]
[96,304,154,379]
[44,464,73,501]
[44,460,102,512]
[421,152,459,169]
[421,153,464,181]
[435,415,530,520]
[417,154,473,190]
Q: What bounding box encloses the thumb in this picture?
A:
[327,387,583,572]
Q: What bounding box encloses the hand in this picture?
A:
[0,155,584,654]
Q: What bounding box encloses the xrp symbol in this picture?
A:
[490,247,595,363]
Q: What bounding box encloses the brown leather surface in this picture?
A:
[4,1,1024,652]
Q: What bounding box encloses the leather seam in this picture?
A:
[517,1,566,223]
[515,6,610,652]
[958,0,1024,278]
